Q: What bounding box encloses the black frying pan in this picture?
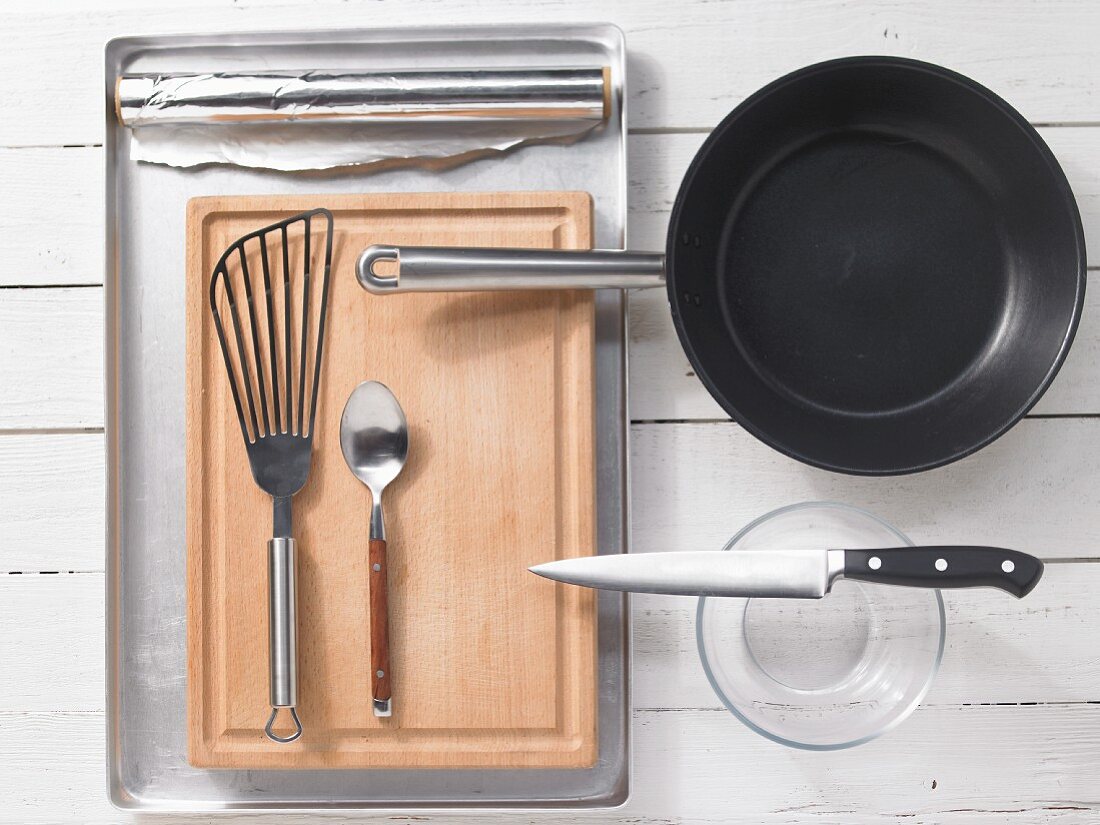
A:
[357,57,1086,475]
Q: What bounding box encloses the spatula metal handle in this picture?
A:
[265,537,302,742]
[369,538,393,717]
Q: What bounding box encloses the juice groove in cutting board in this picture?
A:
[185,192,597,769]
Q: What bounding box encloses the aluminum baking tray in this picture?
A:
[104,24,629,810]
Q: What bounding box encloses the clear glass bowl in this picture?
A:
[696,501,945,750]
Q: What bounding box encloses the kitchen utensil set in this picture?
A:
[204,54,1073,752]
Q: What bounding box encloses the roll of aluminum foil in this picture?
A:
[116,67,609,127]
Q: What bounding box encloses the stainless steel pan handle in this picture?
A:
[357,245,666,293]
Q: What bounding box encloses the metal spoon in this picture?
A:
[340,380,409,717]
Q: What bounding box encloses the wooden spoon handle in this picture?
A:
[369,538,392,715]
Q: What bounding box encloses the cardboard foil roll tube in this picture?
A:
[115,67,610,127]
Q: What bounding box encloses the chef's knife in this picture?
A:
[529,546,1043,598]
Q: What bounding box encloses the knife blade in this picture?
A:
[529,546,1044,599]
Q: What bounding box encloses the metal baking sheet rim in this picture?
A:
[103,24,631,811]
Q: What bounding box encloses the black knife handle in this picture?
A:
[843,546,1043,598]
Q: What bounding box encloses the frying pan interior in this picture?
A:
[667,57,1085,474]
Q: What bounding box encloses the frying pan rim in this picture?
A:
[664,55,1087,476]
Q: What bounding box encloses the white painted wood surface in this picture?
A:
[0,1,1098,822]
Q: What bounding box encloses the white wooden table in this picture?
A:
[2,1,1098,822]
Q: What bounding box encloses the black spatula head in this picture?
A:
[209,208,334,498]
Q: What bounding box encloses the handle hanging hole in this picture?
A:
[264,706,303,743]
[371,257,399,279]
[357,245,401,291]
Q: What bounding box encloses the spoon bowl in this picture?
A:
[340,381,409,500]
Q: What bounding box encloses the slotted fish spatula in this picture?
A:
[209,208,333,743]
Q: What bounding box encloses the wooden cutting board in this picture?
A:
[186,192,597,769]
